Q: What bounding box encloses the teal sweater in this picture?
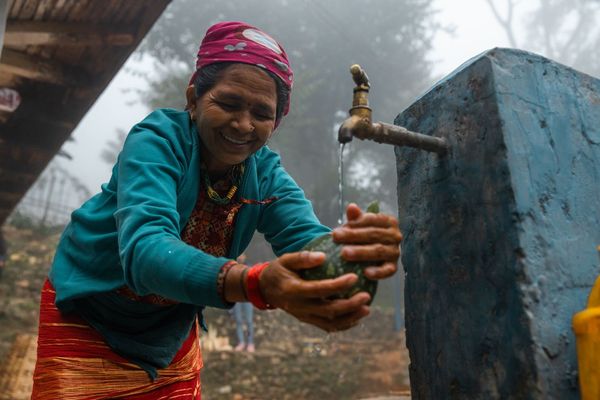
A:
[49,109,330,377]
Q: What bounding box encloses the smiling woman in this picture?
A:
[30,21,402,399]
[187,64,278,176]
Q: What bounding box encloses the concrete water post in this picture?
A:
[395,48,600,399]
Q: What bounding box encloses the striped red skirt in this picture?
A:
[31,279,203,399]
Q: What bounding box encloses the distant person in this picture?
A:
[31,21,402,398]
[232,254,256,352]
[0,231,6,279]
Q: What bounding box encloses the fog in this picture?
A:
[60,0,598,196]
[60,1,494,194]
[17,0,600,231]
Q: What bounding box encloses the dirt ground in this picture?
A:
[0,225,58,361]
[200,307,410,399]
[0,224,411,399]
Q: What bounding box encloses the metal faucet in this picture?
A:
[338,64,448,155]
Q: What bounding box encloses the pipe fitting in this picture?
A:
[337,64,449,156]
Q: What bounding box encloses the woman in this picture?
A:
[31,21,402,399]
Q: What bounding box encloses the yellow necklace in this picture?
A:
[202,163,245,204]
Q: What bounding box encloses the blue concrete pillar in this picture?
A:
[395,48,600,399]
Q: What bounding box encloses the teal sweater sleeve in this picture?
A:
[114,112,230,308]
[255,149,331,255]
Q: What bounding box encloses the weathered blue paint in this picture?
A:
[395,48,600,399]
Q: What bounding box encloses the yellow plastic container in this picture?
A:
[573,270,600,400]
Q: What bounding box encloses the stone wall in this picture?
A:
[395,48,600,399]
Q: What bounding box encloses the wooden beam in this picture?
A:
[0,142,53,173]
[0,48,77,84]
[0,168,38,185]
[0,1,8,58]
[4,21,135,47]
[0,68,21,86]
[0,169,38,215]
[0,109,11,123]
[0,143,54,226]
[0,1,174,227]
[0,189,30,205]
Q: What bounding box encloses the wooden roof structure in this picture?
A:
[0,0,171,226]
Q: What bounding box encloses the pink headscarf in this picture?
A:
[190,21,294,117]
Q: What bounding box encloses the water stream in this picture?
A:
[338,142,346,225]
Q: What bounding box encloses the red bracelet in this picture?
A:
[245,262,275,310]
[216,261,237,304]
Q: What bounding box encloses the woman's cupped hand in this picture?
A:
[259,251,371,332]
[259,203,402,332]
[332,202,402,280]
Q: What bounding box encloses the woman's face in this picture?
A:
[186,64,278,177]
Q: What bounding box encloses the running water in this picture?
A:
[338,142,346,225]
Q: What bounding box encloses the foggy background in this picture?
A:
[11,0,600,307]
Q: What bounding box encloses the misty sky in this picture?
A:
[60,0,517,193]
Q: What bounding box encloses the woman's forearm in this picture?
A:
[223,263,249,303]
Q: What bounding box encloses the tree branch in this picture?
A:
[485,0,519,47]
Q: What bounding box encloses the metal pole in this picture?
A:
[0,0,9,59]
[374,122,449,155]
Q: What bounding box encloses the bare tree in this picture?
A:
[485,0,518,47]
[486,0,600,76]
[100,128,128,166]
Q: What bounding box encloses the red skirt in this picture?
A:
[31,279,202,399]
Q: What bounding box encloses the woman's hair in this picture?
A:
[193,62,290,123]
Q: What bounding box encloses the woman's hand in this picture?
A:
[332,203,402,280]
[259,251,371,332]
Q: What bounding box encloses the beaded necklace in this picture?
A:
[202,162,245,205]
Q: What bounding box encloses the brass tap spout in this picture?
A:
[338,64,372,143]
[337,64,448,156]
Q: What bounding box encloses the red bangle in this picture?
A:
[245,262,275,310]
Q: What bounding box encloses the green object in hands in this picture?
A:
[300,201,380,304]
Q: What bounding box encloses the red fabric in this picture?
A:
[180,181,242,257]
[32,280,202,399]
[190,21,293,117]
